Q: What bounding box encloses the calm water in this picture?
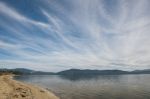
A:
[15,74,150,99]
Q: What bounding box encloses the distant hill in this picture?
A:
[0,68,55,75]
[57,69,129,76]
[130,69,150,74]
[58,69,150,76]
[1,68,150,75]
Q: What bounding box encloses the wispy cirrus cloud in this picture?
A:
[0,0,150,71]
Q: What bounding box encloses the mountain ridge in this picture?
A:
[1,68,150,75]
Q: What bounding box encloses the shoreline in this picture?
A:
[0,74,59,99]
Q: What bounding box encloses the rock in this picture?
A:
[40,89,45,93]
[21,93,26,97]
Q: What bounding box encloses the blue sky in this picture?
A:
[0,0,150,71]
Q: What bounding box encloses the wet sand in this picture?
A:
[0,75,59,99]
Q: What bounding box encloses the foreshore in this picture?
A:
[0,74,59,99]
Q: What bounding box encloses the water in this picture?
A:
[15,74,150,99]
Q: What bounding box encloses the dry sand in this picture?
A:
[0,75,59,99]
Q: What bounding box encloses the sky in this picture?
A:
[0,0,150,72]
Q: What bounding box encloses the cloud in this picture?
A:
[0,2,48,27]
[0,0,150,71]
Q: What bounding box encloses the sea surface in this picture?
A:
[15,74,150,99]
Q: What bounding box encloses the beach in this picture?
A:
[0,75,59,99]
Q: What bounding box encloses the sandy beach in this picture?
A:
[0,75,59,99]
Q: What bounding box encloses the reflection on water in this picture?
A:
[15,74,150,99]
